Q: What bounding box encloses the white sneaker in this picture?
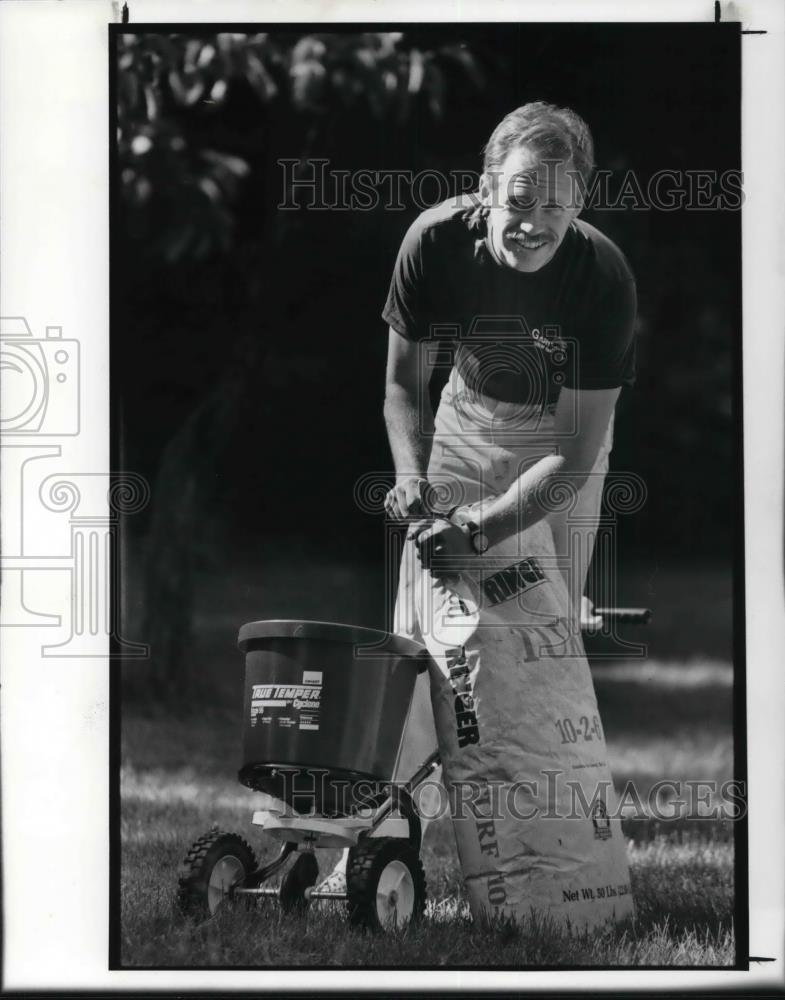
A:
[314,867,347,895]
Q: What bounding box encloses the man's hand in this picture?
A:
[410,517,474,580]
[384,477,435,520]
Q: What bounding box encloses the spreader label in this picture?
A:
[250,670,322,731]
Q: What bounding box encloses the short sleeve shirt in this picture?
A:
[382,195,637,406]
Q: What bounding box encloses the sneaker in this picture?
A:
[314,867,347,895]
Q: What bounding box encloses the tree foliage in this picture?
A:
[117,31,484,261]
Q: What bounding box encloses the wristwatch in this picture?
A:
[463,519,490,555]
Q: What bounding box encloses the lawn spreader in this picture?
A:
[177,620,436,932]
[177,609,651,932]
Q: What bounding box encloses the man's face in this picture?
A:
[481,144,582,274]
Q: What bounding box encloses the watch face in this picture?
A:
[472,531,489,554]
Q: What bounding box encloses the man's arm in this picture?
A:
[476,386,620,546]
[413,386,620,567]
[383,326,436,519]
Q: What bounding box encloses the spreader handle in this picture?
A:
[593,607,652,625]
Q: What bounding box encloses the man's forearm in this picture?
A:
[476,388,617,546]
[383,383,434,478]
[477,453,586,546]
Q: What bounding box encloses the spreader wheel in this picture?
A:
[346,837,426,932]
[177,830,257,918]
[279,851,319,912]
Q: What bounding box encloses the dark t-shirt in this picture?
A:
[382,195,637,406]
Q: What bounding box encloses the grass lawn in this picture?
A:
[119,785,734,968]
[119,555,737,967]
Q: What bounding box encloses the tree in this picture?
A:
[117,31,484,261]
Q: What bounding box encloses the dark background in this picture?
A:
[113,24,741,699]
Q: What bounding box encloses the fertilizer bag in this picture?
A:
[411,506,634,932]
